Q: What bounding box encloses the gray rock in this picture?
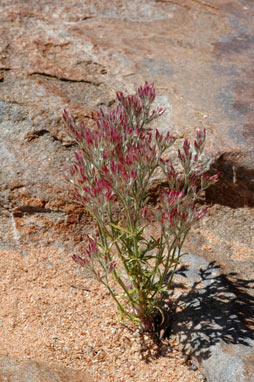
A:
[171,253,254,382]
[202,342,254,382]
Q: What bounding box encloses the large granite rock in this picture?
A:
[0,356,92,382]
[0,0,253,274]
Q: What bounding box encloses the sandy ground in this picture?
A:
[0,246,205,382]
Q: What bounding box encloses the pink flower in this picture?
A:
[72,254,89,267]
[108,261,117,272]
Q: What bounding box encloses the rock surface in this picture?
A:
[0,356,92,382]
[172,253,254,382]
[0,0,254,272]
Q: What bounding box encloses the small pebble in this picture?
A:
[167,345,172,353]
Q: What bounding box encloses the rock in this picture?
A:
[202,343,254,382]
[0,356,92,382]
[171,253,254,382]
[0,0,253,278]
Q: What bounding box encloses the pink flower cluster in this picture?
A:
[159,189,206,237]
[63,82,174,218]
[72,235,117,280]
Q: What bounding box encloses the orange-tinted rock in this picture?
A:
[0,356,92,382]
[0,0,253,273]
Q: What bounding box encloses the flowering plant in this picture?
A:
[63,82,218,331]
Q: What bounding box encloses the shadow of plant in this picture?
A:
[138,260,254,364]
[170,261,254,362]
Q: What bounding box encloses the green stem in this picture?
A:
[166,231,188,287]
[150,233,165,287]
[101,278,132,319]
